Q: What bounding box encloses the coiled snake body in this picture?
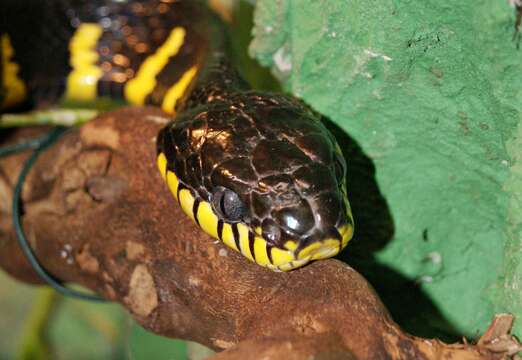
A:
[1,0,353,271]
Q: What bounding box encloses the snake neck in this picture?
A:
[177,9,250,114]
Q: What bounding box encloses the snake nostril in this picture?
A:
[261,218,281,245]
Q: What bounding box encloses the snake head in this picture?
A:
[157,92,353,271]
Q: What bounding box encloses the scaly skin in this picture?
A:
[1,0,353,270]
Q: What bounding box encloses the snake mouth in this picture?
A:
[272,243,339,271]
[272,224,354,271]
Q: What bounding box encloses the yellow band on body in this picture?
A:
[125,27,186,106]
[65,23,103,102]
[1,34,27,109]
[161,65,198,113]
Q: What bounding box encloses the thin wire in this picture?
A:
[0,137,46,157]
[9,127,106,302]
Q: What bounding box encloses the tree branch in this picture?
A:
[0,108,519,359]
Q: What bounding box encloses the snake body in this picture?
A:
[1,0,354,271]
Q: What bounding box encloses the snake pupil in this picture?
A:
[219,195,227,215]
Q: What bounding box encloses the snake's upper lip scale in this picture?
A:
[275,243,340,272]
[296,239,341,260]
[294,224,353,259]
[272,224,353,271]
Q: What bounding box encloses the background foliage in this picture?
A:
[250,0,522,340]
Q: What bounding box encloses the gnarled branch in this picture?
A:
[0,108,520,359]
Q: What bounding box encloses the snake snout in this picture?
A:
[291,202,354,261]
[294,225,351,262]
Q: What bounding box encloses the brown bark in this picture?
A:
[0,108,520,360]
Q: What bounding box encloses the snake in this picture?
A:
[0,0,354,271]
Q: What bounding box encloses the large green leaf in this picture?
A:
[250,0,522,340]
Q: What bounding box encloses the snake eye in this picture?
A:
[212,187,248,222]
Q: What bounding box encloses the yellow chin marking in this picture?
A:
[161,65,198,113]
[178,188,195,222]
[297,242,323,259]
[341,188,354,247]
[278,258,310,272]
[166,171,179,200]
[196,201,219,239]
[340,224,354,248]
[66,23,103,102]
[284,240,298,251]
[297,239,341,261]
[252,236,271,266]
[125,27,186,106]
[270,247,295,267]
[237,223,254,261]
[1,34,27,109]
[157,153,168,181]
[221,223,239,251]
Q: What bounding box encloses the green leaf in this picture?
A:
[251,0,522,340]
[129,324,187,360]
